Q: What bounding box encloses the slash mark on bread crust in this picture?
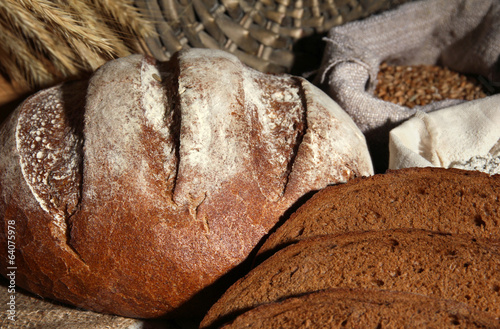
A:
[282,77,308,195]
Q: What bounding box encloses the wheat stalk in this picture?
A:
[59,0,135,57]
[0,1,79,77]
[20,0,125,59]
[0,0,154,90]
[90,0,156,39]
[0,26,53,88]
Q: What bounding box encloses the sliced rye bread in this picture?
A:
[257,167,500,259]
[201,229,500,328]
[219,288,500,329]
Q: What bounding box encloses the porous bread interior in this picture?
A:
[220,288,499,329]
[258,167,500,257]
[201,229,500,328]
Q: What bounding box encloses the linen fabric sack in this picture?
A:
[316,0,500,172]
[388,94,500,174]
[0,280,175,328]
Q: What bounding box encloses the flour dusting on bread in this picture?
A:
[1,49,374,318]
[16,87,82,231]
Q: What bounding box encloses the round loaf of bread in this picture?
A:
[0,49,373,318]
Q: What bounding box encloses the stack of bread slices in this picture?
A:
[200,167,500,328]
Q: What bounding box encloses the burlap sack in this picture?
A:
[0,279,181,329]
[388,94,500,174]
[316,0,500,172]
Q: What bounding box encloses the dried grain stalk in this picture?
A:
[0,21,54,87]
[2,4,88,80]
[0,0,154,91]
[90,0,155,39]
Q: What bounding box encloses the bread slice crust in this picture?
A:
[258,167,500,258]
[202,229,500,328]
[220,288,500,329]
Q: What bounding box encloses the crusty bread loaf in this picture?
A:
[201,229,500,328]
[258,167,500,258]
[0,49,373,318]
[219,288,500,329]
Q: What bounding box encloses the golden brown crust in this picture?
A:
[0,49,373,318]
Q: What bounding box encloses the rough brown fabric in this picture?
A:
[201,229,500,328]
[219,288,500,329]
[257,167,500,258]
[316,0,500,172]
[0,278,170,329]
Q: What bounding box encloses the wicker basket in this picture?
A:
[0,0,412,92]
[137,0,413,75]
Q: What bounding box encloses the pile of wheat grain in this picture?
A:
[375,62,487,108]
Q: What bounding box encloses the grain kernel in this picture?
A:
[375,63,487,108]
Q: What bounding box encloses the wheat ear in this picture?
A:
[0,26,53,87]
[91,0,156,39]
[0,0,155,89]
[20,0,128,59]
[0,1,80,77]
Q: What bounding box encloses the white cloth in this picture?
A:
[315,0,500,171]
[389,94,500,174]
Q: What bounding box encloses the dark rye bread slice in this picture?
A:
[258,167,500,258]
[219,288,500,329]
[200,229,500,328]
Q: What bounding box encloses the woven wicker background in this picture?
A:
[0,0,413,94]
[137,0,414,75]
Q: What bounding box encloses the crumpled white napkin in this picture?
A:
[389,94,500,175]
[315,0,500,172]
